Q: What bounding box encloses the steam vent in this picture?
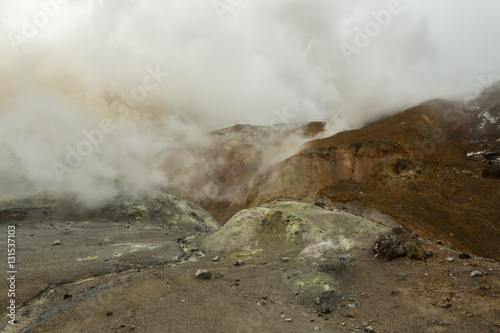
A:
[1,1,499,332]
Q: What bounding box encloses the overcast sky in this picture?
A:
[2,0,500,126]
[1,0,499,205]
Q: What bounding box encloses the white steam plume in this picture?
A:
[0,0,499,208]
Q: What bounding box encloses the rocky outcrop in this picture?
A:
[201,201,386,259]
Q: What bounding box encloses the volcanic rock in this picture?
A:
[195,269,211,279]
[471,270,483,277]
[404,241,427,260]
[459,253,471,259]
[373,226,407,260]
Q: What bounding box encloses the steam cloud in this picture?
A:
[1,0,499,208]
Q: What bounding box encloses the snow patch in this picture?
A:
[467,151,486,157]
[481,110,498,124]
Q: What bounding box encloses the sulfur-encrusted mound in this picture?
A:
[201,201,386,259]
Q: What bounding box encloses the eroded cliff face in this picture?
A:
[201,85,500,260]
[198,122,326,222]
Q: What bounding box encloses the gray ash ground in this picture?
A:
[1,197,499,333]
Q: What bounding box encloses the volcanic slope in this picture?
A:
[197,121,326,223]
[208,85,500,261]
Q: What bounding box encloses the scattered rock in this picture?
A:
[212,256,220,262]
[336,255,351,263]
[348,303,356,309]
[459,253,471,259]
[314,198,324,207]
[195,269,211,279]
[436,240,444,245]
[471,270,483,277]
[314,290,342,314]
[365,326,374,332]
[433,299,452,309]
[320,304,331,314]
[405,241,427,260]
[410,232,419,239]
[236,260,245,266]
[52,240,61,246]
[446,257,454,262]
[282,257,290,262]
[106,311,113,316]
[284,318,292,322]
[313,327,320,331]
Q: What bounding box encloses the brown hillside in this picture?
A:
[202,89,500,261]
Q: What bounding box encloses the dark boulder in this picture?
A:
[374,226,427,260]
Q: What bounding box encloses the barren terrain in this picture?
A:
[1,199,499,333]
